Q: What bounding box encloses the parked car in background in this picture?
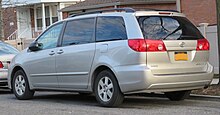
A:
[8,8,214,107]
[0,41,19,86]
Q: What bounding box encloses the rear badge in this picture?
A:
[179,42,186,47]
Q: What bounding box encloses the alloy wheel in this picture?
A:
[97,76,114,102]
[14,75,26,96]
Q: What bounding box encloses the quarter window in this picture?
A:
[37,22,63,50]
[62,18,95,46]
[96,16,127,42]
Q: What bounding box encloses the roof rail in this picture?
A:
[68,8,136,18]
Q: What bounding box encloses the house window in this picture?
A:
[45,6,50,27]
[36,5,58,31]
[36,7,43,30]
[51,5,58,23]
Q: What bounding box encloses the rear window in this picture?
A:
[138,16,204,40]
[0,43,19,55]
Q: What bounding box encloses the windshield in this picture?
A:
[138,16,204,40]
[0,42,19,55]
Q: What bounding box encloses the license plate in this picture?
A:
[175,52,188,61]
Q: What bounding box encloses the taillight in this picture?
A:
[196,39,210,51]
[0,61,4,68]
[128,39,167,52]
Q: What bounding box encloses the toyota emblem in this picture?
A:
[179,42,185,47]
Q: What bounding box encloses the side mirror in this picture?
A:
[29,41,43,51]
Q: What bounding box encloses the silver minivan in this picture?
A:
[8,8,213,107]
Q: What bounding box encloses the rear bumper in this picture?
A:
[0,69,8,86]
[114,63,214,93]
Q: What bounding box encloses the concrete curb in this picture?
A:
[211,78,219,85]
[189,94,220,100]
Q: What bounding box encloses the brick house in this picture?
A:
[2,0,84,40]
[61,0,177,19]
[60,0,219,74]
[60,0,217,26]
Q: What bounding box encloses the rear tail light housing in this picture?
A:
[128,39,167,52]
[0,61,4,68]
[196,38,210,51]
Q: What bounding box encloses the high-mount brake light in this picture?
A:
[159,12,171,15]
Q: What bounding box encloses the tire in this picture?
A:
[94,70,124,107]
[165,90,191,101]
[12,70,35,100]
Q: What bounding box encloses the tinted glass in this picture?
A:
[96,17,127,42]
[138,16,204,40]
[0,43,19,55]
[37,22,63,50]
[62,18,95,46]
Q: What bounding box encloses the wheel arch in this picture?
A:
[10,66,27,88]
[91,65,121,92]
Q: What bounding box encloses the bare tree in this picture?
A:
[0,0,4,41]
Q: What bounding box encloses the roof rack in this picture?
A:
[68,8,136,18]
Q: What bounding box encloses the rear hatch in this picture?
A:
[137,15,210,75]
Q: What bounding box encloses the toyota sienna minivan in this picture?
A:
[8,8,214,107]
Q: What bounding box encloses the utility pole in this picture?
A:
[216,0,220,85]
[0,0,3,41]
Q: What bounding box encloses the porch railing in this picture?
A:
[6,30,18,40]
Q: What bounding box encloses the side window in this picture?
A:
[62,18,95,46]
[37,22,63,50]
[96,16,127,42]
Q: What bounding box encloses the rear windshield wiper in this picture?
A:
[163,26,181,40]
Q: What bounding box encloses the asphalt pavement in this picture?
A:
[0,89,219,115]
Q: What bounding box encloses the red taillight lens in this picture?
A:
[146,39,167,52]
[0,61,4,68]
[128,39,167,52]
[128,39,146,52]
[196,39,210,51]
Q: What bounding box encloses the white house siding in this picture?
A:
[198,25,219,74]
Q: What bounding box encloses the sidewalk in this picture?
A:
[190,78,220,100]
[190,94,220,100]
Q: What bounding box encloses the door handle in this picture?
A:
[57,49,64,54]
[49,51,55,56]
